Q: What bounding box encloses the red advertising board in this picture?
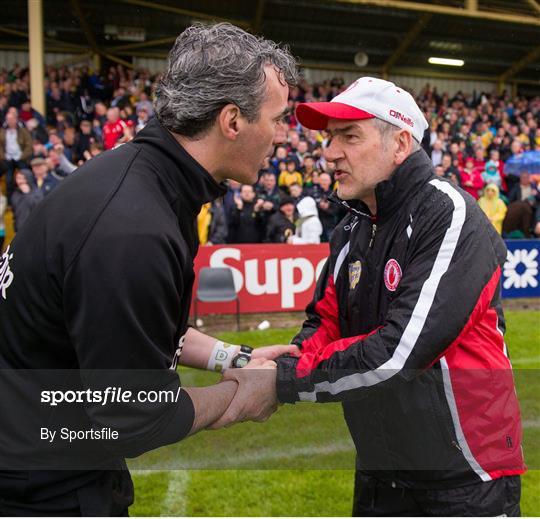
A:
[192,244,330,315]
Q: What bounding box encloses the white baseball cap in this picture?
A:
[296,77,428,143]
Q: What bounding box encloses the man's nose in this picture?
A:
[272,121,287,146]
[323,138,343,162]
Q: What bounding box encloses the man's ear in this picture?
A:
[218,104,242,141]
[394,130,413,165]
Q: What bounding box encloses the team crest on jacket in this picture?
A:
[384,259,402,292]
[349,260,362,289]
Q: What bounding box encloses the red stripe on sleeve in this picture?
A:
[299,275,340,355]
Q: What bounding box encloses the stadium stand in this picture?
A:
[0,61,539,246]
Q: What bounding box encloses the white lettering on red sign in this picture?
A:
[207,247,327,309]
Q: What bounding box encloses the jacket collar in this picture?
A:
[330,149,434,223]
[131,118,227,215]
[374,149,434,221]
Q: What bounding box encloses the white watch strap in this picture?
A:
[207,341,240,373]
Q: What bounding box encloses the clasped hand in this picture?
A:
[207,344,300,429]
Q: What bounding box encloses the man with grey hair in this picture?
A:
[223,77,524,515]
[0,23,298,515]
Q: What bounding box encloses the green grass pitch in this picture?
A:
[129,310,539,516]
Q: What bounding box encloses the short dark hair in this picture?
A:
[155,23,298,138]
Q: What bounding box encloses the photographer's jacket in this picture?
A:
[0,119,225,499]
[276,150,526,488]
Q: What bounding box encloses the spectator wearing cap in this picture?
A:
[264,196,296,243]
[278,157,303,190]
[30,157,60,196]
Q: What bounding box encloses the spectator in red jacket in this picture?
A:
[460,157,484,199]
[102,107,130,150]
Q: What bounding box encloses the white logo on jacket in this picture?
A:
[0,246,14,300]
[169,334,186,370]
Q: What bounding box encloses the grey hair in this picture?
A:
[372,118,421,153]
[154,23,298,138]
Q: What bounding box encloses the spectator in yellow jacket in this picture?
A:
[478,183,507,234]
[278,157,303,189]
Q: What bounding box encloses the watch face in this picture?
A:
[234,354,250,368]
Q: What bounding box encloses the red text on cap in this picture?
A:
[389,110,414,127]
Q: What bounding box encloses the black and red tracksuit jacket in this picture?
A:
[276,150,526,489]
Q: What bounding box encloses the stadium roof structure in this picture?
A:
[1,0,539,88]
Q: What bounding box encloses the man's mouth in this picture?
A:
[334,169,349,181]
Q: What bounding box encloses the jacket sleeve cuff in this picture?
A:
[149,386,195,446]
[276,355,301,404]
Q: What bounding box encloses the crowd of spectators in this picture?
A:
[0,63,539,245]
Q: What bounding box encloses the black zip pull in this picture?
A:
[369,223,377,248]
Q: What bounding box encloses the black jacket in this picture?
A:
[276,150,525,489]
[264,211,295,243]
[227,201,264,243]
[208,199,228,245]
[0,119,225,498]
[11,188,43,232]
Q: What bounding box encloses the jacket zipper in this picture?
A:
[369,222,377,248]
[451,440,463,452]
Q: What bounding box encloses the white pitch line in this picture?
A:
[523,419,540,429]
[510,356,540,365]
[136,440,356,471]
[162,470,190,516]
[130,421,539,474]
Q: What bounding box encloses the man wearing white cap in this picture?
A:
[260,77,524,515]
